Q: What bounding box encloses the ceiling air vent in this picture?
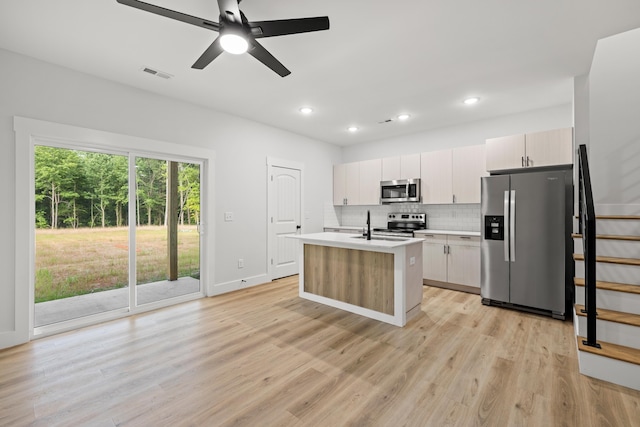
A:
[141,67,173,80]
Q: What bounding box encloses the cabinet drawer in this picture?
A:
[447,235,480,247]
[418,234,448,245]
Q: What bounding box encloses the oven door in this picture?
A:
[380,179,421,203]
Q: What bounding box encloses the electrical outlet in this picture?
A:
[238,258,244,268]
[224,212,233,222]
[409,256,416,266]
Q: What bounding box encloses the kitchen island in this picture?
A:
[289,232,424,327]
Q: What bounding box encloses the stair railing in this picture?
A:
[578,144,600,348]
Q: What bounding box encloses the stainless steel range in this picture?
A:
[373,213,427,237]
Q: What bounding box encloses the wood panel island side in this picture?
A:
[289,232,424,327]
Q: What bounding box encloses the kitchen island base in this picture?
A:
[292,233,423,327]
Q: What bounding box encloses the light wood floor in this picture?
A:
[1,276,639,426]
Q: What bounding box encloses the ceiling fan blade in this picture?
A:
[217,0,243,24]
[249,17,330,38]
[192,38,225,70]
[247,40,291,77]
[117,0,220,31]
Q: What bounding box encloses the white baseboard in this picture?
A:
[209,273,270,296]
[0,330,28,350]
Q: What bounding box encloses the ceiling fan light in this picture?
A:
[220,33,248,55]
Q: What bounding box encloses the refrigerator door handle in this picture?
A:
[510,190,516,262]
[504,190,510,262]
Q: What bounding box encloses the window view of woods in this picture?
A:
[34,146,201,305]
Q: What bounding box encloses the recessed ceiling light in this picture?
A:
[464,97,480,105]
[397,114,411,121]
[220,33,248,55]
[348,126,359,132]
[299,107,313,114]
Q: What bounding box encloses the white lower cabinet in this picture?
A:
[420,233,480,290]
[422,235,448,282]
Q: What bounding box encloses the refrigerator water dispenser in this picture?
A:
[484,215,504,240]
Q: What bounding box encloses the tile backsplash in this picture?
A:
[324,202,481,232]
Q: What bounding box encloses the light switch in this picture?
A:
[224,212,233,222]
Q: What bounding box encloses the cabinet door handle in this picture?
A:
[443,245,447,254]
[521,156,525,167]
[423,234,435,237]
[452,194,456,203]
[526,156,530,167]
[459,236,471,239]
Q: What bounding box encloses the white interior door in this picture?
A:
[269,164,301,279]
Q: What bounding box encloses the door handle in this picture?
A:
[510,190,516,262]
[296,225,301,230]
[504,190,509,262]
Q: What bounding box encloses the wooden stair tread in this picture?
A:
[573,253,640,266]
[577,336,640,365]
[575,304,640,328]
[572,233,640,241]
[574,278,640,295]
[596,215,640,220]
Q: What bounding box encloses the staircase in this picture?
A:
[573,215,640,391]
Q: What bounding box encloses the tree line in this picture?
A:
[35,146,200,229]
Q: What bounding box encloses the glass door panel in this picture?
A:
[34,147,129,327]
[135,157,201,305]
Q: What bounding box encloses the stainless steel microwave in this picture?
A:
[380,179,421,204]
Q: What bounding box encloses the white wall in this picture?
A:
[590,28,640,209]
[0,48,341,343]
[341,104,573,162]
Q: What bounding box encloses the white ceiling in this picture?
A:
[2,1,640,146]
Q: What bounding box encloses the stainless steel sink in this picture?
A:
[351,235,408,242]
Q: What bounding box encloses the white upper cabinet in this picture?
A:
[525,128,574,168]
[333,160,380,206]
[486,127,573,172]
[344,162,360,205]
[333,163,346,206]
[381,156,401,181]
[381,153,421,181]
[359,159,382,205]
[400,154,421,179]
[421,149,453,204]
[333,162,360,205]
[452,144,488,204]
[485,134,526,171]
[420,144,486,204]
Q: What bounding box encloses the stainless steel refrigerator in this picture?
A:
[480,169,573,319]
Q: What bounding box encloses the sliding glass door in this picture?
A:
[33,146,202,330]
[135,157,201,306]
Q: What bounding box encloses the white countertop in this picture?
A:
[290,232,424,249]
[414,229,481,237]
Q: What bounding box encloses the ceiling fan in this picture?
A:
[116,0,330,77]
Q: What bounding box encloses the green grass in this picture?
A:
[35,226,200,303]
